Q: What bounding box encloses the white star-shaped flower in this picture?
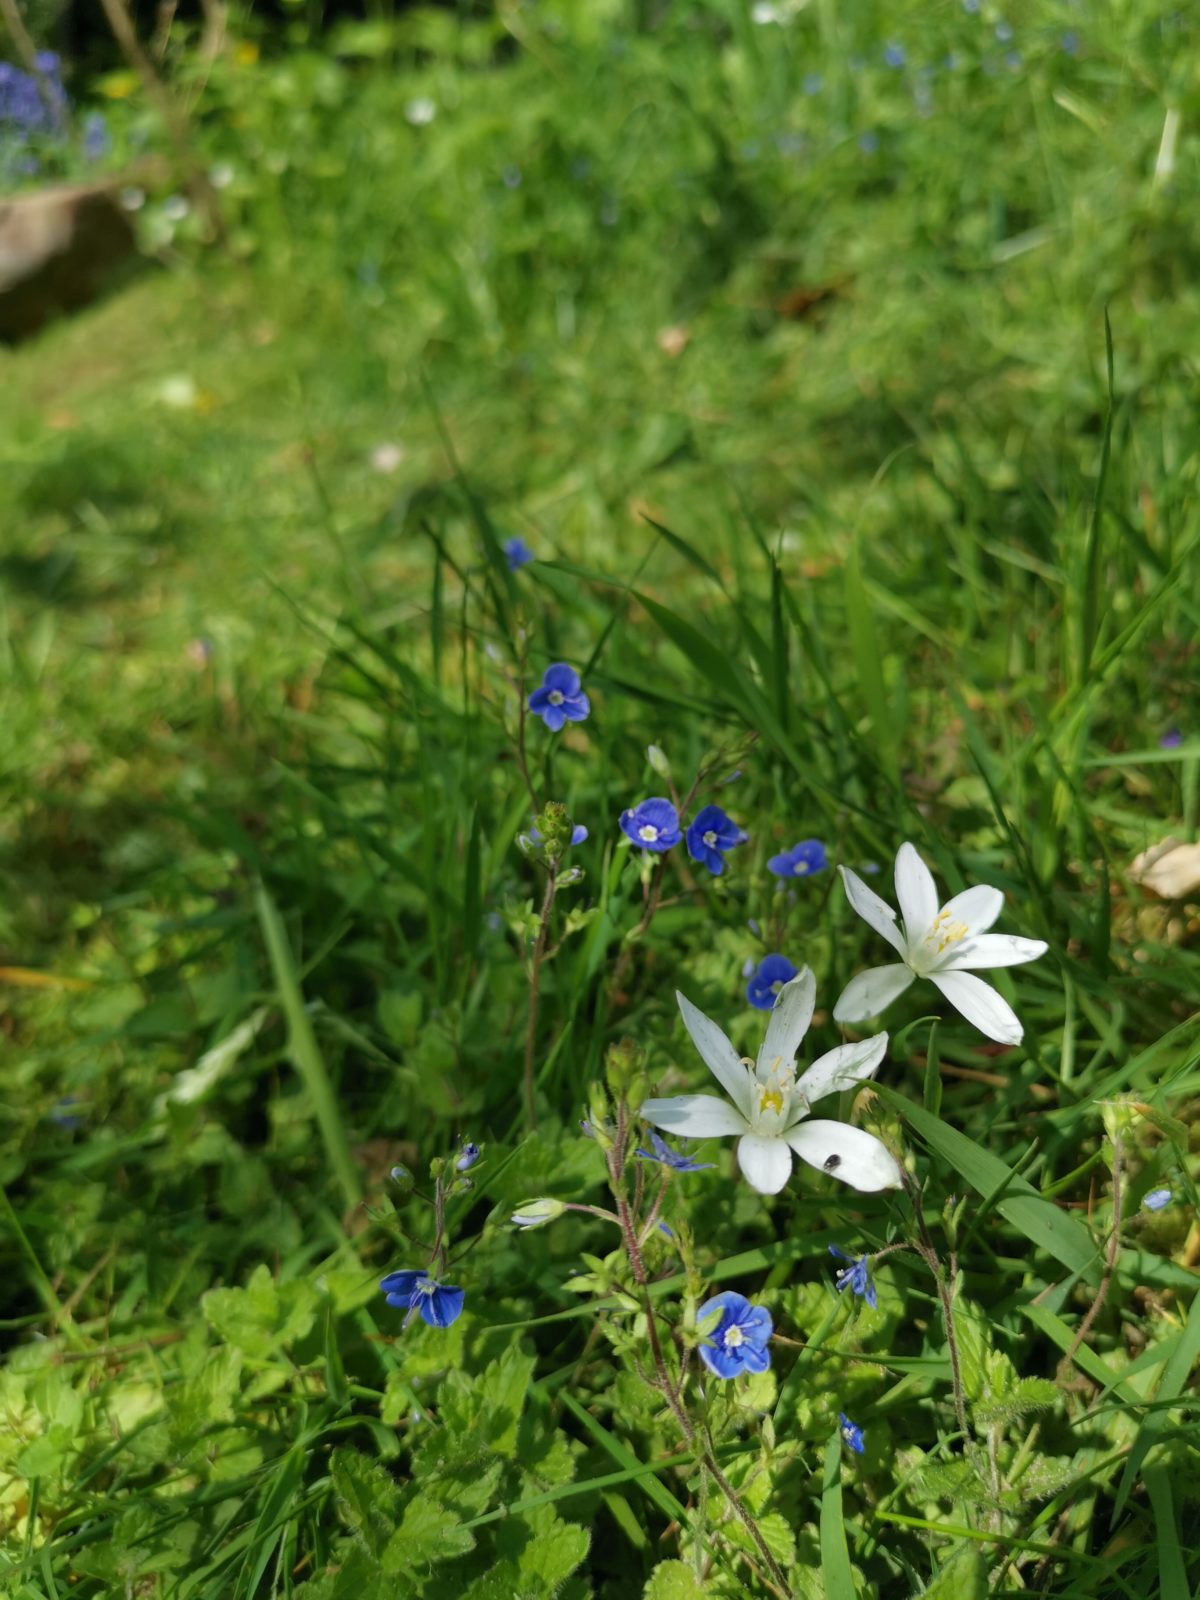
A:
[641,969,901,1196]
[833,842,1048,1045]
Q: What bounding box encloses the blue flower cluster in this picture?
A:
[0,53,68,138]
[619,798,748,876]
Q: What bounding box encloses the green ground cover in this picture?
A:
[2,2,1199,1595]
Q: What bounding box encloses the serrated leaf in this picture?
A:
[973,1377,1059,1427]
[478,1346,537,1456]
[201,1263,320,1359]
[922,1548,987,1600]
[329,1447,401,1559]
[643,1559,708,1598]
[382,1493,474,1574]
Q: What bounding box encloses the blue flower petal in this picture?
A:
[380,1269,426,1298]
[421,1284,466,1327]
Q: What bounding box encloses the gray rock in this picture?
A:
[0,182,140,342]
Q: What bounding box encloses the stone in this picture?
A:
[0,181,139,342]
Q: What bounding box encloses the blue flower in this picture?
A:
[768,839,828,879]
[803,72,823,96]
[686,805,747,876]
[636,1129,715,1172]
[1060,29,1080,55]
[528,663,590,732]
[746,953,798,1010]
[50,1096,84,1131]
[620,797,681,853]
[1160,727,1183,749]
[82,112,110,162]
[1144,1188,1172,1212]
[994,19,1013,42]
[839,1413,865,1454]
[829,1245,877,1309]
[456,1141,481,1172]
[504,537,534,570]
[883,41,906,67]
[379,1269,465,1329]
[696,1290,773,1378]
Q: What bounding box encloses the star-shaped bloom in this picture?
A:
[829,1245,877,1308]
[528,664,590,732]
[746,953,798,1010]
[768,838,828,879]
[641,969,902,1195]
[620,797,681,853]
[696,1290,773,1377]
[685,805,747,875]
[834,842,1048,1045]
[379,1270,465,1329]
[635,1129,715,1172]
[504,536,534,570]
[839,1413,865,1454]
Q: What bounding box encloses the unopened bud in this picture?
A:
[511,1197,567,1229]
[647,744,672,779]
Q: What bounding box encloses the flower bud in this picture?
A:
[511,1197,567,1229]
[456,1141,480,1173]
[647,744,672,779]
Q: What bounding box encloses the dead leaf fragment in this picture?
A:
[1130,837,1200,899]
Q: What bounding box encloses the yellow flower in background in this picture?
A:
[98,70,139,100]
[234,40,260,67]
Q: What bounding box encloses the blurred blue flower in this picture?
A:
[620,797,681,853]
[1004,49,1022,69]
[746,953,798,1010]
[1060,29,1080,55]
[803,72,823,96]
[839,1412,865,1453]
[50,1096,84,1131]
[528,663,590,731]
[884,42,907,68]
[456,1141,480,1172]
[857,130,880,155]
[696,1290,773,1378]
[768,839,828,879]
[380,1270,465,1329]
[829,1245,877,1308]
[636,1129,715,1172]
[962,0,981,11]
[995,19,1013,42]
[504,536,534,570]
[1160,727,1183,749]
[502,164,522,189]
[686,805,747,875]
[1144,1188,1172,1212]
[0,55,68,136]
[82,111,110,161]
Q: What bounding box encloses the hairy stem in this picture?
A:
[1061,1130,1123,1377]
[522,869,557,1129]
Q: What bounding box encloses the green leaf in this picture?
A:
[1113,1287,1200,1517]
[329,1447,401,1559]
[922,1547,988,1600]
[819,1432,857,1600]
[511,1508,589,1592]
[643,1559,708,1598]
[478,1346,537,1457]
[201,1264,320,1359]
[877,1092,1099,1279]
[381,1493,475,1574]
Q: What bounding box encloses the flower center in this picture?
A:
[547,690,565,706]
[915,909,970,971]
[417,1280,437,1296]
[723,1324,747,1349]
[638,824,659,842]
[702,830,718,848]
[770,980,783,995]
[758,1086,784,1116]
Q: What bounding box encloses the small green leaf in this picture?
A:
[643,1559,708,1598]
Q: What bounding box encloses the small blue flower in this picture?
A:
[50,1096,84,1131]
[857,130,880,156]
[82,112,111,162]
[504,537,534,570]
[686,805,747,876]
[527,820,588,848]
[994,19,1013,42]
[768,839,828,879]
[636,1130,715,1172]
[1144,1188,1172,1212]
[620,797,681,853]
[1060,29,1080,55]
[456,1141,481,1173]
[829,1245,877,1309]
[803,72,823,96]
[883,41,906,68]
[839,1413,865,1454]
[528,663,590,732]
[380,1269,465,1329]
[746,953,798,1011]
[1160,727,1183,749]
[696,1290,773,1378]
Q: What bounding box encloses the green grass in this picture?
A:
[2,1,1200,1595]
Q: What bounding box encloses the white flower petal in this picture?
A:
[938,883,1004,936]
[676,992,754,1118]
[944,933,1048,972]
[929,970,1023,1045]
[832,964,914,1023]
[736,1133,793,1194]
[757,966,816,1077]
[795,1033,888,1108]
[839,865,905,955]
[895,842,939,939]
[642,1094,749,1138]
[786,1120,902,1192]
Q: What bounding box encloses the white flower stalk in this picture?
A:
[641,969,901,1196]
[834,842,1047,1045]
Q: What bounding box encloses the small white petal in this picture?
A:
[944,933,1048,972]
[839,865,906,955]
[795,1033,888,1108]
[786,1120,902,1192]
[676,992,754,1118]
[895,842,939,940]
[736,1133,793,1194]
[833,964,914,1022]
[757,966,816,1077]
[929,970,1023,1045]
[938,883,1004,936]
[642,1094,749,1138]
